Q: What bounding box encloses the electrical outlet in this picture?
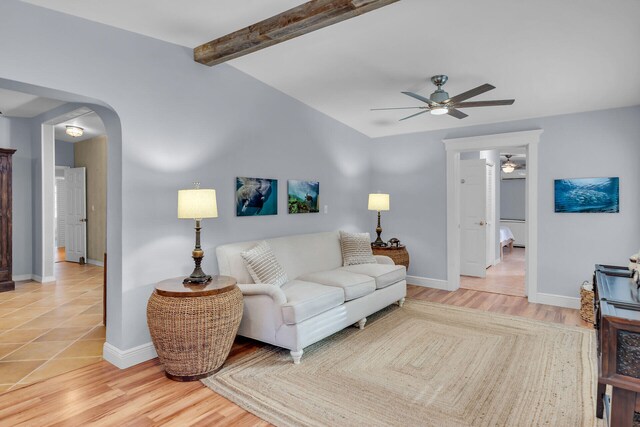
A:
[324,205,328,214]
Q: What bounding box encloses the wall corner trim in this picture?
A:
[32,275,56,283]
[531,292,580,309]
[103,342,157,369]
[406,275,452,291]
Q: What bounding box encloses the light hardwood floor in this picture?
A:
[0,282,590,425]
[460,247,526,297]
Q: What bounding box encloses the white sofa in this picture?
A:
[216,231,407,364]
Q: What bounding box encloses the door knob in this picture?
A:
[80,218,87,222]
[478,220,486,226]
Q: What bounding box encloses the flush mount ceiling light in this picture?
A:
[501,154,517,174]
[65,125,84,138]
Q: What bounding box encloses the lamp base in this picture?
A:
[183,275,212,285]
[371,239,388,248]
[184,247,211,285]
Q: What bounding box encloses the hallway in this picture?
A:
[460,247,526,296]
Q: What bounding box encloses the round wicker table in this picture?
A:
[371,245,410,270]
[147,275,242,381]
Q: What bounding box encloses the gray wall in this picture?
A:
[0,116,32,277]
[501,179,526,220]
[55,140,74,167]
[371,106,640,299]
[0,1,371,351]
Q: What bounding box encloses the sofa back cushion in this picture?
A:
[216,231,343,284]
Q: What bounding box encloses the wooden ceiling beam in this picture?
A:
[194,0,399,66]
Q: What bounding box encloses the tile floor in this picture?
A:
[0,259,104,392]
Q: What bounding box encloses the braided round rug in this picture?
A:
[202,299,596,427]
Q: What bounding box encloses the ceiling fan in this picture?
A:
[372,75,515,121]
[501,154,523,174]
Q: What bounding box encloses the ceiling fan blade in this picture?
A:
[371,107,426,111]
[399,110,429,121]
[445,84,495,104]
[401,91,437,106]
[454,100,515,108]
[447,108,468,119]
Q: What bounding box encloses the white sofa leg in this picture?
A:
[355,317,367,330]
[290,349,303,364]
[397,297,405,307]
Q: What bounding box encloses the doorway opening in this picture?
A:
[458,148,527,297]
[443,129,542,304]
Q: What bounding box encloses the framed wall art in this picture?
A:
[554,177,619,213]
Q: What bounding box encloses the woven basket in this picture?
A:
[147,286,243,379]
[372,247,410,269]
[579,286,595,325]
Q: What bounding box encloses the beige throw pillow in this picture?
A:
[241,241,288,287]
[339,231,377,266]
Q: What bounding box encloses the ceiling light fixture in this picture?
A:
[501,154,517,174]
[430,106,448,116]
[65,125,84,138]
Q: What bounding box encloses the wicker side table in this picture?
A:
[147,275,242,381]
[371,245,410,270]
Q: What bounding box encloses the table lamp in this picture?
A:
[368,193,390,247]
[178,183,218,284]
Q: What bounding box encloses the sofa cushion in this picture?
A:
[339,231,376,266]
[298,270,376,301]
[240,241,288,287]
[281,280,345,325]
[340,264,406,289]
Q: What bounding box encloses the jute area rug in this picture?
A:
[202,300,596,427]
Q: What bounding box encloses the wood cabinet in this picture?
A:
[594,264,640,426]
[0,149,16,292]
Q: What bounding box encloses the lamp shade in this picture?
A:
[368,193,390,211]
[178,189,218,219]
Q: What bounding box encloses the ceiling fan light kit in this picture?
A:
[501,154,518,174]
[373,74,515,121]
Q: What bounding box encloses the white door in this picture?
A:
[65,167,87,263]
[460,159,487,277]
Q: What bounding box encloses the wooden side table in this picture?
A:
[147,275,243,381]
[371,245,410,270]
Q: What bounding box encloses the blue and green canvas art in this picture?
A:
[236,177,278,216]
[554,177,619,213]
[288,180,319,214]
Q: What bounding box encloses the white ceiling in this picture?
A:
[22,0,640,138]
[53,109,106,143]
[0,87,66,118]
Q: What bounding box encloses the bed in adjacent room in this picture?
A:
[500,226,515,258]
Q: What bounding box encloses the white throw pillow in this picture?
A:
[241,241,288,287]
[339,231,376,266]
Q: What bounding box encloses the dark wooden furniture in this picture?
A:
[372,245,410,270]
[0,149,16,292]
[146,275,243,381]
[594,264,640,426]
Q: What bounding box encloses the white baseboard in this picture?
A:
[103,342,157,369]
[87,259,104,267]
[531,292,580,309]
[12,274,32,281]
[406,275,452,291]
[32,275,56,283]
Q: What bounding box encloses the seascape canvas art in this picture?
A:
[554,177,619,213]
[288,180,319,214]
[236,177,278,216]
